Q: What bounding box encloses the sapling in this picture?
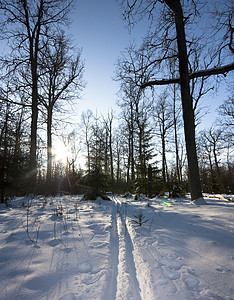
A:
[25,196,33,232]
[52,207,67,249]
[56,204,63,216]
[23,211,41,246]
[33,217,42,245]
[132,211,149,226]
[59,203,69,233]
[42,198,47,209]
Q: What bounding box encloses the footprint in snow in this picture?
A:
[163,267,180,280]
[59,293,76,300]
[62,231,71,236]
[5,233,16,243]
[152,238,165,246]
[160,258,182,270]
[64,247,73,253]
[25,274,59,292]
[78,262,92,273]
[82,272,103,285]
[183,275,201,291]
[215,268,224,273]
[48,239,61,247]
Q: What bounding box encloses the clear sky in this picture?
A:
[71,0,132,116]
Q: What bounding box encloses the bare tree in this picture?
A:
[81,110,94,175]
[171,84,184,182]
[113,131,125,188]
[103,111,115,181]
[134,95,154,195]
[218,96,234,146]
[0,0,75,184]
[204,127,223,179]
[38,32,84,189]
[117,82,139,187]
[154,91,174,188]
[198,126,229,193]
[218,97,234,126]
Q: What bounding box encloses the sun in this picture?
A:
[53,140,71,163]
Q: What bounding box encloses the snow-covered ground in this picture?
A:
[0,194,233,300]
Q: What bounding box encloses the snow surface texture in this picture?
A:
[0,194,233,300]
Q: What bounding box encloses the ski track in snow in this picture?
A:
[116,199,141,300]
[102,200,119,300]
[0,194,234,299]
[103,197,141,300]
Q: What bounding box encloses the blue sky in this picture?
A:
[71,0,148,117]
[71,0,132,116]
[69,0,230,127]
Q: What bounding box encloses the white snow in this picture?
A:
[0,194,233,299]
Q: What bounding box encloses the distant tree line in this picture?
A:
[0,94,233,200]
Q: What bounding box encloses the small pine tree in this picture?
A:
[84,167,110,200]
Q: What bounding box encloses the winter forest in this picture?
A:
[0,0,233,202]
[0,1,234,300]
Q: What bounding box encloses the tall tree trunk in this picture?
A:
[165,0,203,201]
[29,72,38,183]
[14,109,23,159]
[227,144,233,193]
[116,142,120,185]
[213,144,220,178]
[85,132,91,175]
[109,135,114,181]
[0,108,9,203]
[173,84,181,182]
[130,129,135,181]
[104,129,108,174]
[25,0,43,186]
[127,132,131,186]
[162,132,166,188]
[208,153,214,180]
[46,107,53,190]
[148,164,152,198]
[109,121,114,182]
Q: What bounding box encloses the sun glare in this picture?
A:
[53,141,71,163]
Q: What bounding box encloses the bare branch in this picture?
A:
[141,62,234,88]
